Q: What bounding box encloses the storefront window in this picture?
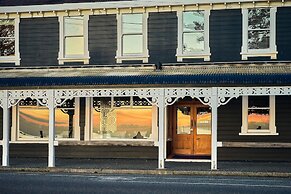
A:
[92,97,152,140]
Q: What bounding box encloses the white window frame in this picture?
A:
[58,15,89,65]
[240,95,278,136]
[0,17,20,65]
[176,10,211,62]
[241,7,277,60]
[84,97,157,144]
[116,13,149,63]
[11,97,81,142]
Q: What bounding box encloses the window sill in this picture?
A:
[0,56,20,65]
[116,55,149,63]
[58,57,90,65]
[59,140,155,147]
[176,53,211,62]
[239,132,279,136]
[240,51,278,60]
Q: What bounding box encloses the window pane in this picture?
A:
[248,96,269,108]
[122,34,143,54]
[122,14,143,34]
[64,16,84,36]
[0,19,15,37]
[55,109,75,138]
[65,37,84,55]
[0,38,15,56]
[183,32,204,53]
[92,107,152,139]
[176,106,191,135]
[19,106,49,140]
[197,107,211,135]
[248,30,270,49]
[248,8,270,29]
[248,109,269,130]
[183,11,204,32]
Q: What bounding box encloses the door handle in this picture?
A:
[197,138,200,140]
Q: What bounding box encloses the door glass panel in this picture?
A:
[176,106,191,134]
[197,107,211,135]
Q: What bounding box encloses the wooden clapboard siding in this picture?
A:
[4,144,158,159]
[88,14,117,65]
[148,12,177,64]
[19,17,59,66]
[209,9,242,62]
[218,148,291,161]
[277,7,291,61]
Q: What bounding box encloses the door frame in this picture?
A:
[171,100,212,156]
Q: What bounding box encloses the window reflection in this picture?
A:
[176,106,191,135]
[248,8,270,50]
[121,14,143,55]
[248,96,270,130]
[64,16,84,56]
[0,19,15,56]
[18,99,76,140]
[182,11,205,53]
[197,107,211,135]
[92,97,152,140]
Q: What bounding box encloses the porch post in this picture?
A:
[2,91,10,167]
[211,87,218,170]
[48,90,55,167]
[158,89,165,169]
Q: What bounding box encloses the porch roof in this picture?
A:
[0,63,290,88]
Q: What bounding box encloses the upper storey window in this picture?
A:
[58,15,89,64]
[0,18,20,65]
[116,13,149,63]
[176,10,210,61]
[241,8,277,60]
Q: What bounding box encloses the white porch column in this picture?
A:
[48,90,55,167]
[2,91,10,167]
[158,90,166,169]
[211,87,218,170]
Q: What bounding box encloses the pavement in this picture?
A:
[1,157,291,178]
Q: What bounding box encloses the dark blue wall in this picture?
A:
[277,7,291,61]
[210,9,242,62]
[89,15,117,65]
[19,17,59,66]
[148,12,177,64]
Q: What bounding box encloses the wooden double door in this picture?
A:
[172,103,212,156]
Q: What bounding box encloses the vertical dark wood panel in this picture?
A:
[277,7,291,60]
[89,15,117,65]
[148,12,177,64]
[19,17,59,66]
[210,9,242,62]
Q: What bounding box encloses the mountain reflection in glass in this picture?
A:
[64,16,84,56]
[176,106,191,135]
[248,8,270,49]
[122,14,143,55]
[0,19,15,56]
[182,11,204,53]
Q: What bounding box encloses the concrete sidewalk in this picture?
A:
[1,157,291,178]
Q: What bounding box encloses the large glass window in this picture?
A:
[241,96,277,135]
[177,10,210,61]
[182,11,205,53]
[92,97,152,140]
[241,8,277,60]
[64,16,84,56]
[13,98,79,141]
[0,19,15,57]
[248,8,270,50]
[58,15,89,64]
[0,18,19,65]
[116,13,149,63]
